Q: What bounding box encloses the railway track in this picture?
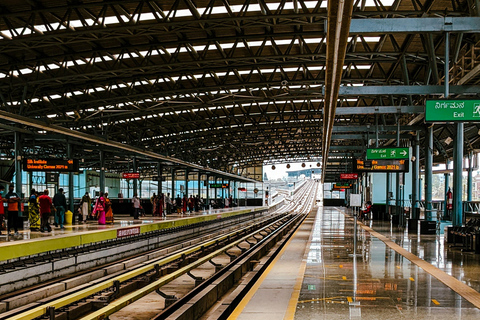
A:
[2,180,318,320]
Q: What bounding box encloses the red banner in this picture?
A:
[340,173,358,180]
[238,187,247,192]
[122,172,140,179]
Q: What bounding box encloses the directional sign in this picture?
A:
[367,148,409,160]
[122,173,140,179]
[354,159,409,172]
[340,173,358,180]
[425,99,480,122]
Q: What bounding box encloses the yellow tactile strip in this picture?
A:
[355,218,480,309]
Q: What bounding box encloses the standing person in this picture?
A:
[165,193,172,215]
[53,188,67,229]
[188,195,194,213]
[93,191,106,225]
[175,195,182,214]
[151,193,157,216]
[132,193,141,219]
[80,192,91,223]
[228,195,233,208]
[28,189,40,231]
[194,195,200,212]
[0,185,6,235]
[182,195,188,214]
[159,193,165,218]
[105,193,114,224]
[38,190,53,232]
[5,184,21,236]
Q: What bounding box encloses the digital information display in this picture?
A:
[425,99,480,122]
[23,159,79,172]
[210,183,229,188]
[367,148,409,160]
[333,183,352,189]
[354,159,409,173]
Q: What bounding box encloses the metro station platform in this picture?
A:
[232,206,480,320]
[0,206,266,262]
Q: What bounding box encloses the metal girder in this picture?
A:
[332,125,424,132]
[0,110,256,183]
[334,106,424,114]
[349,17,480,34]
[337,85,480,95]
[332,134,411,139]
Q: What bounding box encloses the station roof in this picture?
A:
[0,0,479,182]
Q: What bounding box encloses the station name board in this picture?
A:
[425,99,480,122]
[23,158,79,172]
[354,159,409,173]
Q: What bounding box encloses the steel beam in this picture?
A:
[0,110,257,183]
[334,106,424,115]
[349,17,480,33]
[332,133,411,139]
[338,85,480,95]
[332,125,424,132]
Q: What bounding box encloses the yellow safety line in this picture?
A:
[228,214,313,320]
[354,218,480,309]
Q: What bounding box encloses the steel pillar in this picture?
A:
[158,163,162,195]
[171,168,175,198]
[386,173,391,217]
[444,160,450,218]
[197,172,201,197]
[185,169,189,197]
[453,123,464,226]
[133,157,138,196]
[468,152,473,202]
[425,126,434,220]
[99,150,105,194]
[14,132,22,197]
[67,143,74,214]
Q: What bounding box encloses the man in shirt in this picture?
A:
[132,193,140,219]
[53,188,67,229]
[165,193,172,215]
[4,184,21,236]
[38,190,53,232]
[0,185,5,235]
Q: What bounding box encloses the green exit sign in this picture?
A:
[425,100,480,122]
[367,148,409,160]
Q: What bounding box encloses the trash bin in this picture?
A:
[65,210,73,225]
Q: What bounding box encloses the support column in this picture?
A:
[468,152,473,202]
[453,123,464,226]
[206,175,210,208]
[67,143,74,214]
[13,132,22,226]
[171,168,175,198]
[411,134,419,219]
[444,160,451,218]
[157,163,162,195]
[99,150,105,194]
[396,119,401,224]
[197,172,201,197]
[133,156,138,196]
[386,173,391,217]
[425,125,434,221]
[185,169,189,197]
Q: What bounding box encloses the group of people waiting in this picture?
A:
[27,188,68,232]
[78,191,114,225]
[145,193,204,217]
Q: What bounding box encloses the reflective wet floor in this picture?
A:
[295,207,480,319]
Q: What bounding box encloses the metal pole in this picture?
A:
[171,168,175,198]
[133,156,138,196]
[99,150,105,194]
[386,173,390,219]
[14,132,23,231]
[425,125,434,221]
[67,143,74,214]
[198,172,201,197]
[157,162,163,196]
[453,123,464,226]
[445,32,450,98]
[444,160,450,219]
[206,175,210,209]
[396,118,401,225]
[411,134,418,219]
[468,152,473,202]
[185,169,189,197]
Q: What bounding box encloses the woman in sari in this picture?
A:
[28,189,41,231]
[105,193,114,224]
[93,192,106,225]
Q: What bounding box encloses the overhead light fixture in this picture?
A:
[286,164,291,169]
[272,165,276,170]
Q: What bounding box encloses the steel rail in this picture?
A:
[7,214,286,320]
